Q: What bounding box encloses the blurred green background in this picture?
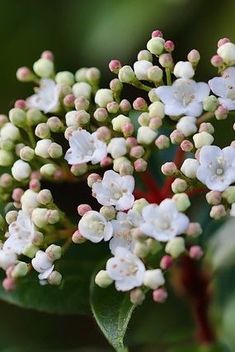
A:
[1,0,235,351]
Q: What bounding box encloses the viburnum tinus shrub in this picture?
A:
[0,29,235,351]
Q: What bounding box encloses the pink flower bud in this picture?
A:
[217,37,230,47]
[211,55,223,67]
[130,146,145,158]
[155,135,170,149]
[107,101,119,114]
[122,122,134,137]
[152,288,168,303]
[187,49,200,64]
[152,29,163,38]
[2,277,16,291]
[180,139,194,152]
[160,255,173,270]
[12,188,24,202]
[100,156,113,167]
[0,173,13,188]
[159,53,173,68]
[119,99,131,113]
[186,222,202,237]
[14,99,27,109]
[133,97,147,111]
[210,204,226,220]
[41,50,54,61]
[29,179,41,192]
[189,245,203,260]
[16,67,33,82]
[0,114,8,127]
[231,141,235,148]
[199,122,214,134]
[130,288,145,305]
[161,162,178,176]
[96,126,111,141]
[149,116,162,130]
[30,171,41,180]
[87,173,101,188]
[77,204,92,216]
[206,191,222,205]
[171,178,187,193]
[164,40,175,52]
[134,158,147,172]
[109,78,123,92]
[126,137,138,148]
[63,94,75,108]
[72,230,86,244]
[6,265,14,278]
[170,130,184,144]
[94,107,108,122]
[215,105,229,120]
[75,96,90,111]
[109,59,122,73]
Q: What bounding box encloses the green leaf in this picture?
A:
[90,272,135,352]
[0,242,108,315]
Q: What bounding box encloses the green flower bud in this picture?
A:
[9,108,26,128]
[55,71,74,85]
[12,262,29,278]
[33,58,54,78]
[0,150,14,166]
[95,270,113,288]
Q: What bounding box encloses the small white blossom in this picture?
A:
[107,137,127,159]
[196,145,235,191]
[133,60,153,80]
[78,210,113,243]
[65,129,107,165]
[155,79,210,117]
[176,116,197,137]
[32,250,54,280]
[143,269,165,290]
[209,67,235,110]
[173,61,195,79]
[106,247,145,291]
[140,199,189,241]
[4,211,35,255]
[110,210,142,254]
[27,79,60,113]
[92,170,135,211]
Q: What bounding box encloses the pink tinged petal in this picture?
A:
[208,77,227,98]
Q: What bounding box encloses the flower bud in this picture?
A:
[147,66,163,82]
[155,135,170,149]
[55,71,74,85]
[48,143,63,159]
[159,54,173,68]
[144,269,165,290]
[222,186,235,204]
[2,277,16,292]
[171,178,187,193]
[87,173,101,188]
[77,204,92,216]
[147,37,165,55]
[19,146,34,162]
[133,241,149,258]
[1,123,20,141]
[172,193,191,212]
[177,116,197,137]
[164,40,175,52]
[72,82,92,99]
[203,95,219,112]
[0,173,13,188]
[170,130,184,144]
[75,96,90,111]
[107,137,127,159]
[165,237,185,258]
[40,163,57,177]
[5,210,18,224]
[107,101,119,114]
[206,190,222,205]
[160,255,173,270]
[22,244,38,258]
[47,116,64,133]
[35,123,51,139]
[174,61,194,79]
[35,139,52,158]
[109,78,123,93]
[112,115,130,132]
[199,122,214,134]
[41,50,54,61]
[11,262,29,278]
[11,160,31,181]
[134,158,147,172]
[133,60,153,80]
[193,131,214,149]
[149,117,162,130]
[215,105,229,120]
[72,230,86,244]
[14,99,27,109]
[26,108,45,126]
[119,99,131,113]
[210,204,226,220]
[180,140,194,152]
[37,189,53,205]
[187,49,200,64]
[95,89,113,107]
[217,42,235,65]
[161,162,178,176]
[46,244,61,261]
[48,271,62,285]
[149,101,165,119]
[118,65,136,83]
[70,163,88,176]
[152,288,168,303]
[211,54,224,67]
[100,206,116,220]
[32,208,48,228]
[16,67,34,82]
[137,126,157,145]
[33,58,54,78]
[9,108,26,128]
[133,97,147,111]
[93,107,108,122]
[0,150,13,166]
[180,158,199,178]
[109,60,122,73]
[189,245,203,260]
[130,145,145,158]
[95,270,113,288]
[63,94,75,108]
[138,112,150,126]
[130,288,145,305]
[47,209,60,224]
[113,157,131,172]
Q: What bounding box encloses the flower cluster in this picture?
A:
[0,30,234,305]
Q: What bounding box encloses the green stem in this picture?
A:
[165,68,172,85]
[27,126,36,148]
[197,112,214,125]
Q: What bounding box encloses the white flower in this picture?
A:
[27,79,60,113]
[209,67,235,110]
[107,137,127,159]
[133,60,153,80]
[32,250,54,280]
[106,247,145,291]
[0,249,17,270]
[196,145,235,191]
[217,42,235,65]
[110,210,142,254]
[176,116,197,137]
[173,61,195,79]
[3,211,35,255]
[21,189,39,214]
[140,199,189,241]
[11,160,31,181]
[155,79,210,117]
[78,210,113,243]
[65,129,107,165]
[92,170,135,211]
